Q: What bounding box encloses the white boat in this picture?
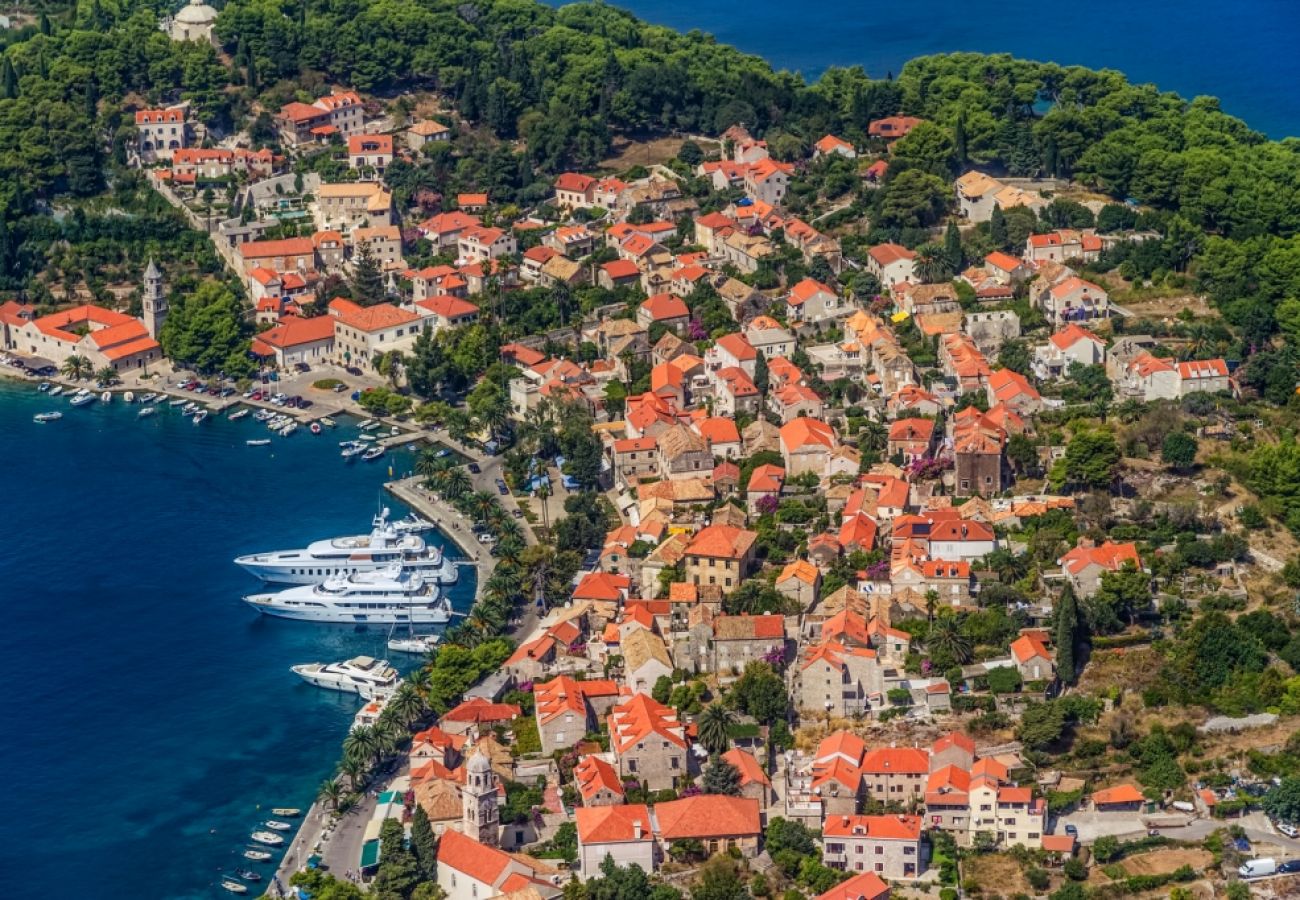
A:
[290,655,400,696]
[48,385,64,397]
[264,820,292,831]
[246,439,272,447]
[192,410,208,424]
[355,433,376,443]
[69,392,96,407]
[137,406,157,418]
[310,422,322,435]
[270,808,301,818]
[228,407,250,421]
[124,391,135,403]
[33,411,63,423]
[245,566,452,625]
[37,382,50,392]
[182,401,198,413]
[341,445,366,460]
[100,391,111,403]
[250,831,284,847]
[234,509,454,584]
[358,419,375,430]
[362,446,385,461]
[279,422,298,437]
[221,879,248,894]
[169,396,187,407]
[139,392,158,403]
[391,514,435,534]
[242,849,272,862]
[388,633,439,654]
[246,564,452,624]
[320,417,337,428]
[339,439,362,448]
[253,409,274,422]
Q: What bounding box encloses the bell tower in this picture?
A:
[462,740,500,846]
[142,258,168,339]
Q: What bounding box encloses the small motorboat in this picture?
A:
[250,831,284,846]
[239,870,262,882]
[37,382,50,392]
[270,808,301,818]
[246,439,272,447]
[123,391,135,403]
[182,401,198,413]
[392,514,434,533]
[242,849,272,862]
[100,391,111,403]
[139,392,158,403]
[339,439,361,448]
[310,422,322,435]
[319,418,337,428]
[169,396,187,407]
[221,879,248,895]
[228,408,250,421]
[193,410,209,424]
[355,433,376,443]
[362,446,385,461]
[388,634,439,654]
[69,392,96,407]
[48,385,64,397]
[358,419,375,430]
[33,412,63,423]
[137,406,157,418]
[264,819,292,831]
[279,422,298,437]
[341,445,365,460]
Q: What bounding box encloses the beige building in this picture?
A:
[822,815,924,880]
[316,181,393,232]
[576,805,656,877]
[608,693,689,791]
[328,298,423,365]
[683,525,758,594]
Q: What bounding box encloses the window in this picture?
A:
[874,846,883,855]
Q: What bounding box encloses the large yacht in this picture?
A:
[291,655,400,697]
[234,509,457,585]
[243,565,453,625]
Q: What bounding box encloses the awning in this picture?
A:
[359,839,380,870]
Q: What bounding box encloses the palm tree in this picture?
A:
[60,355,90,380]
[94,366,120,387]
[405,666,431,698]
[416,448,454,479]
[343,725,380,771]
[697,703,735,755]
[469,491,497,523]
[914,243,952,283]
[317,777,344,811]
[387,683,428,729]
[495,517,524,546]
[340,756,368,792]
[536,479,552,532]
[926,615,973,664]
[925,589,940,625]
[441,467,472,501]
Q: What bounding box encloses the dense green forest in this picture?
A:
[4,0,1300,361]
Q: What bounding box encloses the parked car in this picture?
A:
[1063,825,1078,837]
[495,479,508,495]
[1233,837,1252,853]
[294,362,310,372]
[1276,821,1298,839]
[511,509,523,518]
[1239,858,1276,879]
[1278,859,1300,873]
[297,399,313,409]
[333,383,347,393]
[467,462,481,474]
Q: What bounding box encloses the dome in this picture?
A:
[466,745,493,776]
[175,0,217,24]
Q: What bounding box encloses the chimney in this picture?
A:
[633,820,643,840]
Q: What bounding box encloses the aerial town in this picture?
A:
[3,5,1300,899]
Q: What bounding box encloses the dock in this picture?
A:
[384,475,492,601]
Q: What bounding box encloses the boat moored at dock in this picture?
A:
[290,655,399,696]
[243,565,452,624]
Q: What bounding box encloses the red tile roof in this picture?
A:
[861,747,929,775]
[328,298,420,332]
[722,748,770,786]
[574,755,624,801]
[816,872,890,900]
[576,803,652,843]
[435,828,515,885]
[1093,783,1145,806]
[441,696,521,724]
[640,293,689,321]
[823,813,922,841]
[684,524,758,560]
[607,693,687,753]
[653,796,760,839]
[254,315,336,349]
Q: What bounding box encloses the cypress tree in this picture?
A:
[39,12,50,35]
[1,57,16,99]
[989,203,1008,249]
[350,245,385,305]
[1056,584,1079,684]
[944,219,963,272]
[753,351,769,396]
[954,110,968,164]
[410,804,436,878]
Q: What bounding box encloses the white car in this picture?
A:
[1277,821,1298,838]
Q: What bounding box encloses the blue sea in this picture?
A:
[0,381,473,899]
[580,0,1300,139]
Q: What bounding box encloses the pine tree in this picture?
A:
[410,804,437,878]
[1,57,17,100]
[989,204,1008,250]
[350,246,385,305]
[943,220,963,272]
[1055,584,1079,684]
[954,110,968,164]
[39,12,50,35]
[702,755,741,796]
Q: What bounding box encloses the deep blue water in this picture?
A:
[576,0,1300,139]
[0,381,473,899]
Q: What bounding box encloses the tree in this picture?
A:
[1263,777,1300,827]
[652,674,674,705]
[701,755,742,795]
[1092,834,1121,863]
[954,110,968,164]
[1055,584,1080,684]
[1054,428,1120,490]
[753,352,770,396]
[1,57,16,100]
[696,702,735,755]
[159,282,253,376]
[1161,431,1198,470]
[691,856,747,900]
[60,355,91,380]
[926,615,973,664]
[317,777,343,810]
[1087,567,1149,633]
[989,204,1008,249]
[678,140,703,167]
[943,220,963,272]
[890,121,956,178]
[351,245,386,305]
[914,243,952,283]
[730,662,789,722]
[997,340,1032,377]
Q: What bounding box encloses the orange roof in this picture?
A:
[506,635,556,667]
[789,277,836,306]
[781,417,836,452]
[684,524,757,560]
[925,765,971,804]
[555,172,596,193]
[441,697,521,724]
[278,101,327,123]
[1042,834,1076,853]
[822,610,872,646]
[33,304,135,343]
[614,436,657,453]
[654,796,760,840]
[1093,783,1145,805]
[458,192,488,206]
[713,613,785,640]
[607,693,686,753]
[778,559,819,587]
[1177,358,1229,379]
[714,332,757,362]
[816,872,890,900]
[868,116,923,137]
[1010,633,1052,664]
[697,416,741,446]
[239,237,316,260]
[100,334,161,362]
[862,747,929,775]
[823,813,922,841]
[1050,323,1104,350]
[838,515,878,552]
[868,243,916,266]
[136,107,184,124]
[435,829,514,884]
[416,295,479,320]
[573,571,630,601]
[971,756,1009,783]
[421,210,480,235]
[328,298,420,332]
[747,463,786,494]
[816,731,866,766]
[574,755,625,801]
[601,259,640,279]
[722,748,770,786]
[888,417,935,444]
[576,803,652,843]
[1059,541,1141,576]
[668,583,699,604]
[255,315,336,349]
[346,134,393,155]
[989,368,1041,404]
[984,251,1023,273]
[717,365,758,397]
[814,134,854,154]
[641,293,689,321]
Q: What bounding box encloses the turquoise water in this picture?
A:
[583,0,1300,138]
[0,381,473,898]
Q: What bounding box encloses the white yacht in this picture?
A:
[234,509,456,585]
[244,566,452,624]
[291,655,399,696]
